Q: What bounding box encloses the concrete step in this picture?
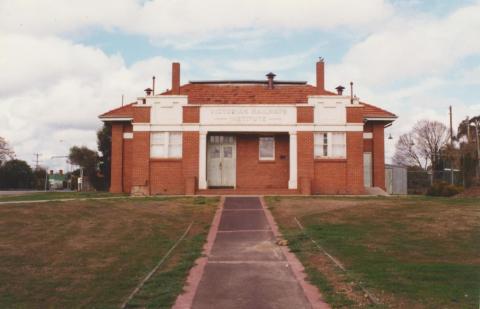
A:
[365,186,390,196]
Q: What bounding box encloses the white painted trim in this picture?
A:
[123,132,133,139]
[198,132,207,190]
[288,132,298,189]
[365,117,397,121]
[363,132,373,139]
[100,117,133,122]
[133,123,364,132]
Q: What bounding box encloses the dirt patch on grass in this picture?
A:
[455,185,480,197]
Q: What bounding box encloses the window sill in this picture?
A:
[258,159,276,163]
[314,158,347,163]
[150,158,182,162]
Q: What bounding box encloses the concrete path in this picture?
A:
[174,196,330,309]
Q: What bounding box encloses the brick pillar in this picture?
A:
[297,131,314,195]
[131,131,150,195]
[110,123,124,193]
[182,131,199,194]
[346,131,365,194]
[372,123,386,190]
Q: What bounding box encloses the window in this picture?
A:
[259,137,275,160]
[314,132,346,158]
[150,132,182,158]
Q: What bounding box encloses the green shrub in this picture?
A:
[427,181,464,197]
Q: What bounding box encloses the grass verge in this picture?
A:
[0,191,126,202]
[0,196,218,308]
[267,196,480,308]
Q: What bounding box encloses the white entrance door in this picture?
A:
[364,152,372,187]
[207,135,236,187]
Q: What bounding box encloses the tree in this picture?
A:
[32,168,47,190]
[97,124,111,189]
[69,146,98,173]
[457,115,480,185]
[0,137,14,165]
[68,146,106,191]
[393,120,449,170]
[0,160,34,189]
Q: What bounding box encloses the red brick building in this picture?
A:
[100,60,396,195]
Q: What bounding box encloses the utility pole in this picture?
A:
[475,119,480,179]
[33,153,42,169]
[449,106,454,184]
[449,106,453,145]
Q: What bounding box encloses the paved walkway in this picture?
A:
[174,196,329,309]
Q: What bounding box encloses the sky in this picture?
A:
[1,0,480,170]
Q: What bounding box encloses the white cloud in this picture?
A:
[0,0,392,46]
[0,33,173,169]
[328,2,480,87]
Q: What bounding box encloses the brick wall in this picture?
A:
[110,123,124,193]
[313,160,347,194]
[150,160,184,194]
[297,106,314,123]
[123,138,133,193]
[346,106,364,123]
[346,131,365,194]
[131,131,150,195]
[236,134,289,189]
[183,131,199,194]
[372,123,386,189]
[133,106,151,123]
[297,132,314,193]
[363,139,373,152]
[183,106,200,123]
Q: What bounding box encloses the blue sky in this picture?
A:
[1,0,479,169]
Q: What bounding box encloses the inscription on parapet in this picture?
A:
[201,106,295,125]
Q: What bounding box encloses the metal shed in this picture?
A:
[385,164,407,195]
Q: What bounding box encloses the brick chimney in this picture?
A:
[172,62,180,95]
[316,58,325,92]
[59,169,63,175]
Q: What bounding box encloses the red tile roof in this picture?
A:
[361,102,397,118]
[99,103,135,118]
[99,84,396,120]
[162,83,337,104]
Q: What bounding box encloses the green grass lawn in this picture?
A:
[267,196,480,308]
[0,196,219,308]
[0,191,126,202]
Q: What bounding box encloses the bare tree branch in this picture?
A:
[393,120,449,170]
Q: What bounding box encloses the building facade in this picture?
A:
[100,60,396,195]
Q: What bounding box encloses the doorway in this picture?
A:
[207,135,236,187]
[364,152,372,187]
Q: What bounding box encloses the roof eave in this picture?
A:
[98,116,133,122]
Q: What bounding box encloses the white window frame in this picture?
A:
[150,132,183,159]
[314,132,346,159]
[259,136,275,161]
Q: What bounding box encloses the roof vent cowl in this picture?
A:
[266,72,276,89]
